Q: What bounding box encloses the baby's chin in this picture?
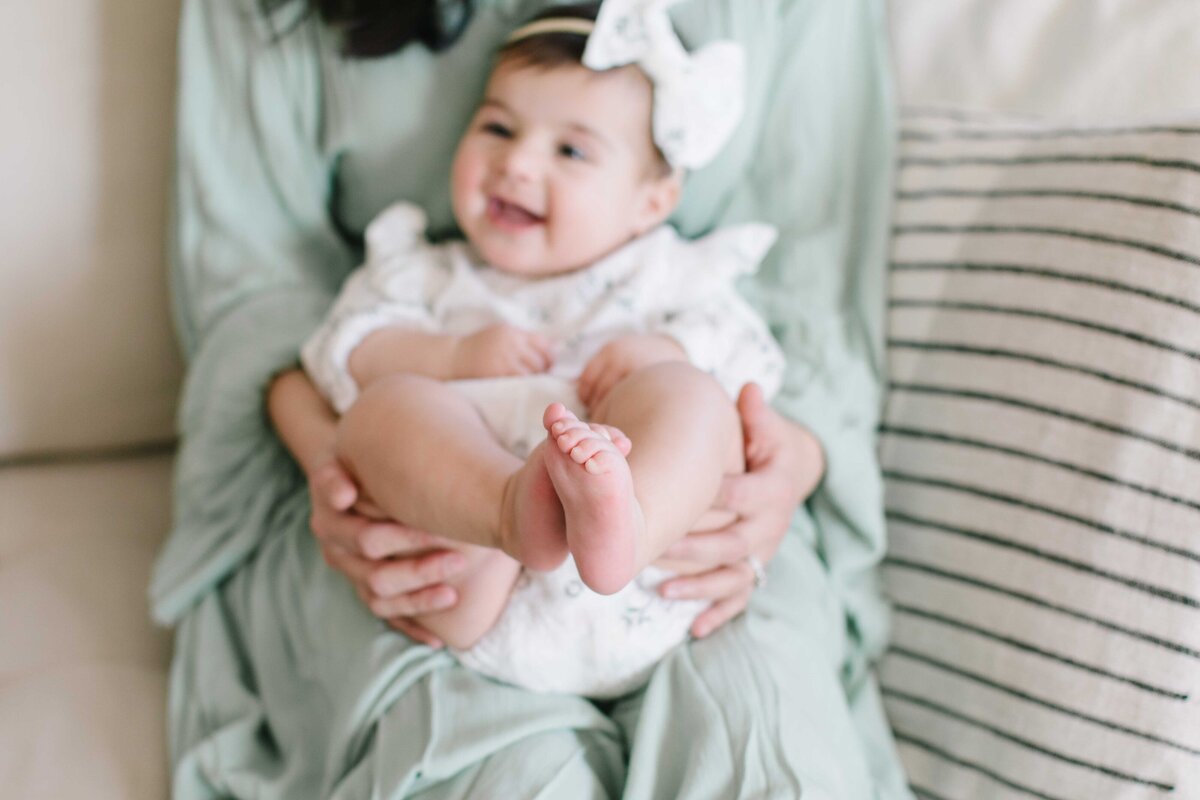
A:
[474,241,581,279]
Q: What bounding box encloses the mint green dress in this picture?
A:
[151,0,911,796]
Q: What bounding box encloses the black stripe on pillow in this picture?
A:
[880,110,1200,799]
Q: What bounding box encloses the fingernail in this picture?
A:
[693,624,711,639]
[444,554,467,572]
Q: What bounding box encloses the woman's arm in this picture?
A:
[267,368,345,475]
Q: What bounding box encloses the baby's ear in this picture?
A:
[634,170,683,234]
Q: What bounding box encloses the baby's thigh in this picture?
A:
[593,362,743,463]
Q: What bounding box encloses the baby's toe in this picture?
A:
[568,434,611,466]
[543,402,579,433]
[582,447,623,475]
[555,422,596,454]
[589,423,631,456]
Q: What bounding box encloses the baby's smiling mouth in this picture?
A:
[486,196,545,230]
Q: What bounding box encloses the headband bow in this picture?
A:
[581,0,745,170]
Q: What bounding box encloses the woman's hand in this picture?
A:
[308,456,470,648]
[655,383,825,638]
[267,369,468,647]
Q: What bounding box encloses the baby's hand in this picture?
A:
[578,334,688,411]
[451,323,554,378]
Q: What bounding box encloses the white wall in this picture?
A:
[891,0,1200,118]
[1,0,183,458]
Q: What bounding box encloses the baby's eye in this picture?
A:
[481,121,513,138]
[558,143,587,161]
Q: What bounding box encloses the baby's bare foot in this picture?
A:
[542,403,642,595]
[499,442,568,572]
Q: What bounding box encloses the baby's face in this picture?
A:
[451,60,679,277]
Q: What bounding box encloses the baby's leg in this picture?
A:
[337,374,561,649]
[542,362,744,595]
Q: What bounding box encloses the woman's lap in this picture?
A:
[168,501,891,799]
[612,532,877,800]
[168,504,618,798]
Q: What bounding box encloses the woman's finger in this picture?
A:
[365,549,468,598]
[353,496,389,520]
[388,617,445,649]
[691,588,753,639]
[735,382,826,500]
[311,504,367,553]
[660,562,754,601]
[311,460,359,512]
[790,423,826,502]
[658,526,750,565]
[356,522,448,560]
[712,469,775,515]
[327,544,462,618]
[734,382,773,465]
[368,584,458,619]
[321,541,375,588]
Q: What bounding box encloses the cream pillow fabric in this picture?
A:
[890,0,1200,118]
[879,110,1200,798]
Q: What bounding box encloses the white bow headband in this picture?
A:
[505,0,746,170]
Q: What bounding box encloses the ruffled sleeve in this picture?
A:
[301,203,447,413]
[648,224,785,400]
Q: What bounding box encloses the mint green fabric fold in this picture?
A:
[153,0,911,795]
[150,287,329,624]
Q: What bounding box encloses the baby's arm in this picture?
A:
[347,328,461,384]
[348,323,555,389]
[303,287,554,411]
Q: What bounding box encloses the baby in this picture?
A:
[303,0,784,698]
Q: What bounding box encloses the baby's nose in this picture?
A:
[499,141,541,181]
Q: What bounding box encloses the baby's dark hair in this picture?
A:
[497,3,673,176]
[497,3,600,70]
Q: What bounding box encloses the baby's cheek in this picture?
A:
[562,197,620,255]
[449,148,483,212]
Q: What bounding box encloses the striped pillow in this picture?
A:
[879,110,1200,799]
